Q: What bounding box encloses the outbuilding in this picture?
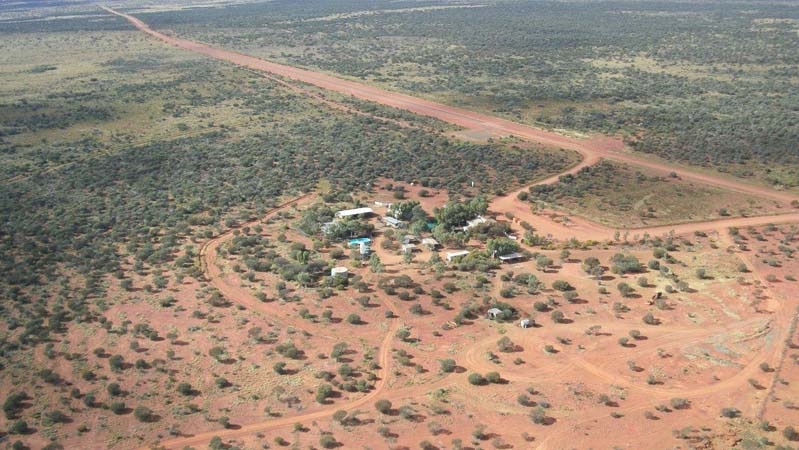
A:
[383,216,406,228]
[446,250,470,263]
[486,308,503,319]
[421,238,439,250]
[520,318,532,328]
[402,243,417,253]
[462,216,487,231]
[330,267,349,277]
[335,207,374,219]
[498,252,525,263]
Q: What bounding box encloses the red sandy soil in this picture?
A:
[147,194,402,449]
[103,6,797,211]
[103,6,799,245]
[153,206,797,449]
[93,8,799,449]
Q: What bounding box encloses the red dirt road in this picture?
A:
[102,6,797,208]
[101,7,799,449]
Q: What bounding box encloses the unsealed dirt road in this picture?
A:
[105,5,799,241]
[102,6,797,208]
[102,7,799,449]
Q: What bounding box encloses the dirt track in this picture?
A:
[158,193,405,449]
[102,5,799,241]
[102,7,799,449]
[102,6,797,210]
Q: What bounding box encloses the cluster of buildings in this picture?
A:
[329,206,534,328]
[328,207,523,265]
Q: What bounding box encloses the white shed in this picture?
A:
[462,216,487,231]
[330,267,349,277]
[359,242,370,256]
[421,238,439,249]
[384,216,406,228]
[498,252,525,263]
[446,250,470,263]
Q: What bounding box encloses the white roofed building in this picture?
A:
[383,216,405,228]
[421,238,439,249]
[462,216,487,231]
[335,207,374,219]
[498,252,525,263]
[446,250,470,263]
[330,267,349,277]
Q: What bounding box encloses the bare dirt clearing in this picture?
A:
[92,8,799,450]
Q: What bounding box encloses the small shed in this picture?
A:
[402,243,417,253]
[446,250,470,263]
[330,267,349,277]
[403,235,417,244]
[498,252,525,263]
[486,308,503,319]
[462,216,487,231]
[421,238,439,250]
[383,216,406,228]
[520,318,532,329]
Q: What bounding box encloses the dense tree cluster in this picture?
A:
[434,197,488,231]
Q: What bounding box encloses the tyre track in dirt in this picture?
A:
[196,193,321,336]
[460,319,764,398]
[102,6,798,210]
[156,195,409,449]
[535,230,794,448]
[101,7,799,448]
[716,231,798,420]
[103,5,799,244]
[154,313,402,449]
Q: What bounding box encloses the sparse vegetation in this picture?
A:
[1,3,796,449]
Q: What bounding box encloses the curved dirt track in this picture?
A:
[102,7,799,449]
[197,194,321,336]
[159,318,402,449]
[103,6,799,245]
[102,6,797,210]
[158,194,406,449]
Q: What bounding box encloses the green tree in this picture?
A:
[439,359,457,373]
[375,399,392,414]
[487,238,520,257]
[388,200,421,221]
[133,406,154,422]
[316,384,333,403]
[177,383,193,396]
[468,373,485,385]
[369,253,384,274]
[346,313,361,325]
